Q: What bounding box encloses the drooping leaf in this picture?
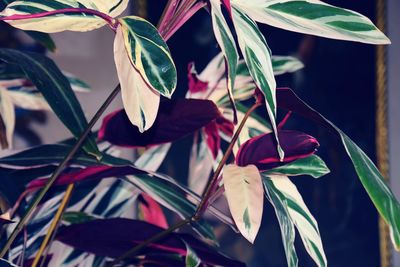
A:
[263,175,327,267]
[56,218,245,267]
[99,99,223,147]
[25,31,56,51]
[223,164,263,243]
[276,87,400,250]
[138,193,168,229]
[113,24,160,132]
[62,211,96,225]
[0,89,14,149]
[232,0,390,44]
[231,6,283,159]
[236,130,319,171]
[264,155,330,178]
[0,49,100,157]
[0,0,129,33]
[210,0,239,120]
[264,177,298,267]
[271,56,304,75]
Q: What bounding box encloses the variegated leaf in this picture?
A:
[117,16,177,98]
[223,164,264,243]
[0,0,129,33]
[263,174,327,267]
[231,6,283,159]
[232,0,390,44]
[0,89,15,149]
[184,241,202,267]
[210,0,239,116]
[272,56,304,75]
[113,25,160,132]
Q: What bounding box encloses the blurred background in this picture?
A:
[0,0,399,266]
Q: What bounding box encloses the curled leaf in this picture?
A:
[236,130,319,171]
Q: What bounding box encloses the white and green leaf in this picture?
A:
[118,16,177,98]
[210,0,239,116]
[264,155,330,178]
[0,0,129,33]
[0,89,15,149]
[231,6,283,159]
[184,241,201,267]
[223,164,264,243]
[263,174,327,267]
[232,0,390,44]
[113,24,160,132]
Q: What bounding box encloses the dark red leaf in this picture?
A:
[188,62,208,93]
[27,166,143,190]
[56,218,245,267]
[204,122,221,159]
[236,130,319,171]
[98,99,223,147]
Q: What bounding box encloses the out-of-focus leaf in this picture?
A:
[264,155,330,178]
[99,99,223,147]
[236,130,319,171]
[0,212,14,226]
[263,175,327,267]
[0,49,100,157]
[62,211,96,225]
[25,31,56,52]
[277,87,400,250]
[0,0,129,33]
[223,164,263,243]
[138,193,168,229]
[0,258,18,266]
[56,218,245,267]
[184,241,201,267]
[0,89,14,149]
[232,0,390,44]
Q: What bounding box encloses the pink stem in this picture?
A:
[0,8,118,30]
[158,0,181,33]
[278,111,293,129]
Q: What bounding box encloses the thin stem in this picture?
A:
[0,84,121,258]
[158,0,180,31]
[0,8,117,29]
[278,111,292,129]
[31,184,75,267]
[109,102,262,266]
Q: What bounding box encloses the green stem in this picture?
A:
[0,84,121,258]
[108,101,262,266]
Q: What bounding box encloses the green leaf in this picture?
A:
[25,31,56,52]
[0,0,129,33]
[232,0,390,44]
[62,211,96,225]
[117,16,177,98]
[223,164,264,243]
[0,49,99,157]
[277,87,400,250]
[210,0,239,118]
[184,241,201,267]
[263,175,327,267]
[272,56,304,75]
[231,6,283,159]
[264,155,330,178]
[264,177,298,267]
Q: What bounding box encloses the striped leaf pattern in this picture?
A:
[0,88,14,149]
[118,16,177,98]
[114,24,160,132]
[223,164,264,243]
[231,6,283,159]
[232,0,390,44]
[263,174,327,267]
[210,0,239,116]
[0,0,129,33]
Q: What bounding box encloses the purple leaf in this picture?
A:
[56,218,245,267]
[99,99,223,147]
[236,130,319,171]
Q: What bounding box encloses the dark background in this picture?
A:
[144,0,381,266]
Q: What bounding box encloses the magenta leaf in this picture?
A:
[204,121,221,159]
[138,193,169,229]
[99,99,223,147]
[188,62,208,93]
[236,130,319,171]
[56,218,245,266]
[221,0,232,16]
